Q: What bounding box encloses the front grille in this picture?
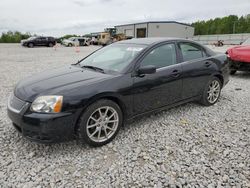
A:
[8,94,26,112]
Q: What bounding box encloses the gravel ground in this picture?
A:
[0,44,249,188]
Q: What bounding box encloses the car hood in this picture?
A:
[15,65,113,102]
[227,45,250,63]
[21,39,28,43]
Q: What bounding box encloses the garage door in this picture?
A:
[125,29,133,37]
[137,28,146,38]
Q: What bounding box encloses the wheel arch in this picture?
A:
[74,92,127,133]
[213,73,224,86]
[28,42,34,47]
[93,94,127,118]
[48,42,54,46]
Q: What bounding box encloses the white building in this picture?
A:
[115,21,194,39]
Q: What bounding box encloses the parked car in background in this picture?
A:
[8,38,229,147]
[226,38,250,74]
[55,38,62,44]
[62,37,90,47]
[21,36,56,48]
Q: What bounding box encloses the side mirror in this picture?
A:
[137,65,156,75]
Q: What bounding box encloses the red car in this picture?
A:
[226,38,250,74]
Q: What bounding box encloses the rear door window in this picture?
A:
[179,43,204,62]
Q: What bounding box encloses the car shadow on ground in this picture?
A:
[7,101,209,156]
[231,71,250,79]
[122,102,201,130]
[6,125,91,155]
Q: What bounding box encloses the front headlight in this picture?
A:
[31,96,63,113]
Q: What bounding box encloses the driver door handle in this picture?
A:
[205,61,212,67]
[171,69,181,77]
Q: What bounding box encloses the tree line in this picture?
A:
[0,32,84,43]
[0,31,32,43]
[192,14,250,35]
[1,15,250,43]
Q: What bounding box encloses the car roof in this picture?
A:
[35,36,54,38]
[117,37,186,45]
[116,37,216,56]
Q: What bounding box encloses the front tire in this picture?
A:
[77,99,123,147]
[200,77,222,106]
[28,43,34,48]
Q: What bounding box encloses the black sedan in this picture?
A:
[21,36,56,48]
[8,38,229,146]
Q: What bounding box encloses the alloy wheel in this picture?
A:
[207,80,221,103]
[86,106,119,143]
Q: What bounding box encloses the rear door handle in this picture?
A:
[171,69,181,77]
[205,61,212,67]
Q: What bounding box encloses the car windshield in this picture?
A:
[242,38,250,45]
[79,43,146,73]
[28,37,36,40]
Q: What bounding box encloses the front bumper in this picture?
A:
[21,42,28,47]
[7,96,80,143]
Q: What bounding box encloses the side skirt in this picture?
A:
[125,95,201,123]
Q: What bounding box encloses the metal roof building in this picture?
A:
[115,21,194,39]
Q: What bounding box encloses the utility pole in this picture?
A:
[233,21,236,34]
[233,21,239,34]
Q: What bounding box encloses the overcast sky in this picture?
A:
[0,0,249,37]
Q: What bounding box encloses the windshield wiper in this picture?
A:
[82,65,105,73]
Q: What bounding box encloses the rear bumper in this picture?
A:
[7,102,80,143]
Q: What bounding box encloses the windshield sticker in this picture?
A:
[126,47,143,52]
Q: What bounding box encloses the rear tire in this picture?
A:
[48,42,54,47]
[77,99,123,147]
[200,77,222,106]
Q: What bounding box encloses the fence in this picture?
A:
[189,33,250,45]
